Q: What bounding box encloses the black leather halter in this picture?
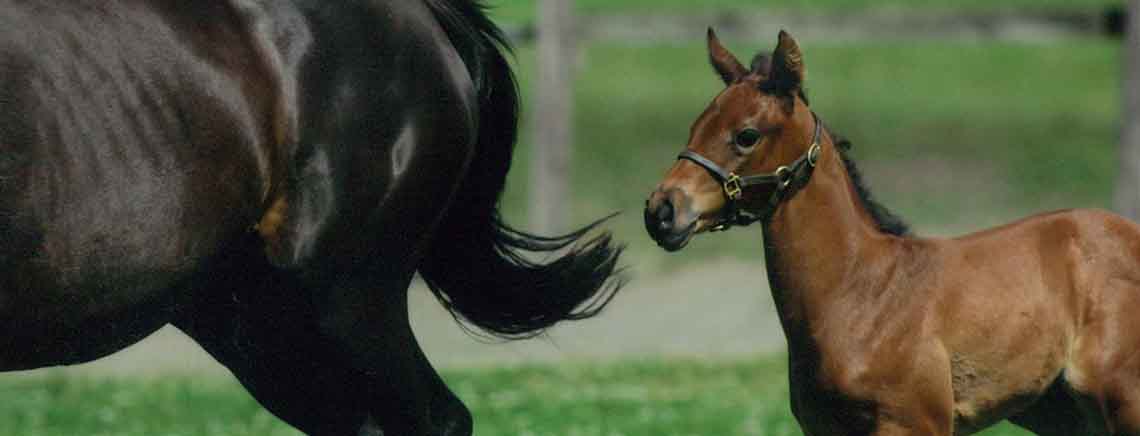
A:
[677,112,823,231]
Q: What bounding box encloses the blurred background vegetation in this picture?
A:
[490,0,1122,23]
[5,1,1128,435]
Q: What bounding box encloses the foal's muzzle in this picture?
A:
[645,188,699,252]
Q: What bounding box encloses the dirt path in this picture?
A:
[8,260,785,378]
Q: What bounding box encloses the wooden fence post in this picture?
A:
[529,0,575,234]
[1114,1,1140,219]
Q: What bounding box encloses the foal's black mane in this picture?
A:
[832,136,911,237]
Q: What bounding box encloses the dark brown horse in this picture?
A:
[0,1,623,434]
[646,29,1140,435]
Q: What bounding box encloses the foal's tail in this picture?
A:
[419,0,624,339]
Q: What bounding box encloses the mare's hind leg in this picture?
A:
[177,244,469,436]
[314,272,471,436]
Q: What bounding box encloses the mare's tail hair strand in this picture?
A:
[419,0,624,339]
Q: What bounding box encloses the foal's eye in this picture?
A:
[734,128,763,149]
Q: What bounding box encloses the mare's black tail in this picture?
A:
[419,0,624,339]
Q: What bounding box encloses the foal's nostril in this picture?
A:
[656,199,675,230]
[645,197,676,238]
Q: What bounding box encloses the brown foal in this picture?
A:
[645,29,1140,436]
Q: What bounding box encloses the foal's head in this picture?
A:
[645,29,819,251]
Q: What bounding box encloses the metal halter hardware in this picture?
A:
[676,112,824,231]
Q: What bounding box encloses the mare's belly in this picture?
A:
[0,255,194,370]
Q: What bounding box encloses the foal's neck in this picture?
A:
[760,131,900,335]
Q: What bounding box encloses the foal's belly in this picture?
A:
[949,348,1067,434]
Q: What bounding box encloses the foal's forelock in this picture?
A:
[750,54,772,77]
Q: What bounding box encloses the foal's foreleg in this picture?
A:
[869,346,956,436]
[871,421,923,436]
[865,418,955,436]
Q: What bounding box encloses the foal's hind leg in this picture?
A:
[1113,395,1140,436]
[1092,380,1140,435]
[1064,276,1140,436]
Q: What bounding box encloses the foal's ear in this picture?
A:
[707,28,746,85]
[769,30,805,91]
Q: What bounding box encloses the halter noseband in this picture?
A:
[676,112,823,231]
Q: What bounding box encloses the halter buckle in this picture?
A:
[723,174,743,200]
[775,166,793,189]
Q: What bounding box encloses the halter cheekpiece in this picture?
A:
[676,112,823,231]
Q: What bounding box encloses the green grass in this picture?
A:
[486,0,1122,26]
[0,373,299,436]
[2,358,1033,435]
[496,38,1120,268]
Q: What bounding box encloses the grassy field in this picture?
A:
[0,374,297,436]
[3,358,1034,435]
[486,0,1123,25]
[495,38,1120,268]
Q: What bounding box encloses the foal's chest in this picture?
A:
[786,352,878,436]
